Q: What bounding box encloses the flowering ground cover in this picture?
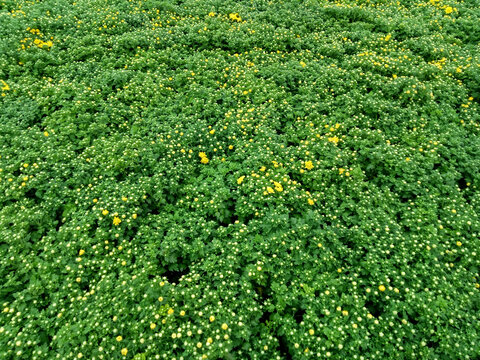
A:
[1,0,480,359]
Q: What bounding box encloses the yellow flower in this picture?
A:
[222,323,228,330]
[79,249,85,256]
[305,161,314,170]
[308,329,314,335]
[273,181,283,192]
[200,157,209,164]
[132,214,137,219]
[260,166,266,172]
[168,308,174,315]
[327,136,339,144]
[209,315,215,322]
[1,80,9,91]
[113,217,122,226]
[43,131,49,137]
[229,13,241,22]
[150,323,156,329]
[102,209,109,216]
[121,348,128,356]
[116,336,123,342]
[308,198,315,206]
[198,152,207,158]
[445,6,453,14]
[339,168,345,175]
[266,186,275,194]
[379,285,386,292]
[384,34,391,41]
[300,61,306,68]
[456,241,462,246]
[209,129,215,134]
[122,196,127,201]
[237,176,245,185]
[208,12,215,16]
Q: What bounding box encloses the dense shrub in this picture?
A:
[1,0,479,359]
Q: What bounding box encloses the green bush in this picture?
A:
[1,0,479,359]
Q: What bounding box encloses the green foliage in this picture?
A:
[0,0,479,359]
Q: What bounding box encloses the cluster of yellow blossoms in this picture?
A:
[199,152,209,164]
[265,181,283,195]
[1,80,9,97]
[33,38,53,49]
[228,13,242,22]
